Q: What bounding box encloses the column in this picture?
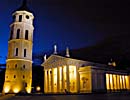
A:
[48,69,51,92]
[119,75,121,90]
[112,74,114,91]
[121,75,124,90]
[112,74,115,91]
[120,75,123,90]
[124,75,126,89]
[66,65,70,92]
[108,74,111,91]
[44,70,48,93]
[57,67,60,92]
[51,68,54,93]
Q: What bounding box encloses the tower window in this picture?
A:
[19,15,22,22]
[24,49,26,57]
[25,30,28,40]
[23,75,25,79]
[15,48,18,56]
[26,15,29,19]
[23,65,25,69]
[10,30,13,40]
[15,64,17,68]
[16,29,20,39]
[14,75,16,78]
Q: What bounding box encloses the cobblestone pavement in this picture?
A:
[0,93,130,100]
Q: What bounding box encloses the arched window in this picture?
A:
[15,64,17,68]
[23,75,25,79]
[19,15,22,22]
[10,30,13,40]
[25,30,28,40]
[23,65,25,69]
[24,49,26,57]
[14,75,16,78]
[15,48,18,56]
[16,29,20,39]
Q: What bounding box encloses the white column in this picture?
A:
[44,70,48,93]
[57,67,60,92]
[48,69,51,92]
[112,75,114,91]
[108,74,111,91]
[51,68,54,93]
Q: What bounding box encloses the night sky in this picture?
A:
[0,0,130,63]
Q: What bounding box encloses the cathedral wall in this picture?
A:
[79,66,92,93]
[91,69,106,93]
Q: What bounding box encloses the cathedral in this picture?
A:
[2,0,130,94]
[42,48,130,93]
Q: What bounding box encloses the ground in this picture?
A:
[0,93,130,100]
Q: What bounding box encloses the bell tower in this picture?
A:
[3,0,34,93]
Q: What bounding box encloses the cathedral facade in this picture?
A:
[3,0,34,93]
[42,54,130,93]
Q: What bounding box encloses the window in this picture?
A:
[23,65,25,69]
[24,49,26,57]
[19,15,22,22]
[10,30,13,40]
[6,76,8,78]
[25,30,28,40]
[26,15,29,19]
[23,75,25,79]
[15,48,18,56]
[16,29,20,39]
[14,75,16,78]
[15,64,17,68]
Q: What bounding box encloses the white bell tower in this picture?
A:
[3,0,34,93]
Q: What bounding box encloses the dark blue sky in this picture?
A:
[0,0,130,62]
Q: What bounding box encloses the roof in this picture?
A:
[42,54,108,69]
[42,54,129,73]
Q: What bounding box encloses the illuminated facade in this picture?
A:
[3,1,34,93]
[42,55,130,93]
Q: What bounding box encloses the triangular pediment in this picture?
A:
[41,54,107,69]
[41,54,65,66]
